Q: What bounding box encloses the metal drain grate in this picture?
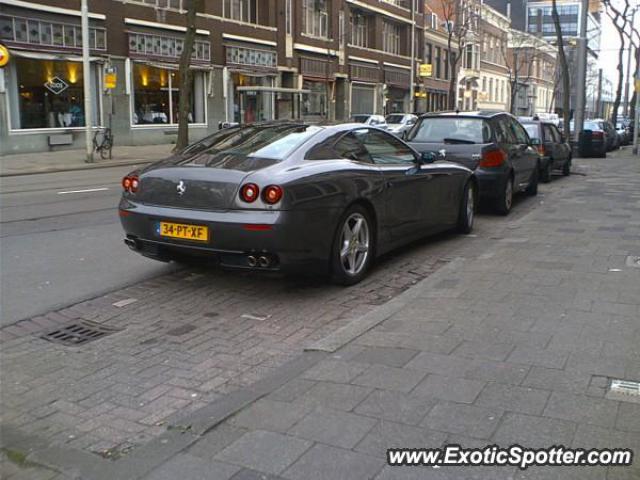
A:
[606,379,640,404]
[41,320,122,346]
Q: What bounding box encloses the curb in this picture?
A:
[0,159,155,177]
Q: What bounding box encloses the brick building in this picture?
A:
[0,0,476,155]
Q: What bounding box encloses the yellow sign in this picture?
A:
[635,78,640,93]
[414,92,427,98]
[104,67,117,89]
[0,44,10,68]
[419,63,432,77]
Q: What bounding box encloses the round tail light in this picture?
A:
[130,177,139,193]
[122,176,132,191]
[240,183,259,203]
[263,185,283,204]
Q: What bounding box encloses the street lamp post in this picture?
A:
[81,0,93,163]
[573,0,589,144]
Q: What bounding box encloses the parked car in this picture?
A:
[574,120,609,157]
[616,122,630,146]
[520,118,572,181]
[596,119,618,151]
[120,122,476,285]
[351,114,387,129]
[405,111,539,215]
[385,113,418,136]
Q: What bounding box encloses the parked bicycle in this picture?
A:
[93,127,114,160]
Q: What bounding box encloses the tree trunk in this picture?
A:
[174,0,200,152]
[631,46,639,123]
[551,0,571,138]
[447,34,458,110]
[610,26,626,127]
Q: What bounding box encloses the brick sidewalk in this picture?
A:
[141,151,640,480]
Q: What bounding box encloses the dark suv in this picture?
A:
[405,112,539,215]
[520,119,571,181]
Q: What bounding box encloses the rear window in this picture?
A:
[386,114,405,124]
[352,115,370,123]
[179,125,322,164]
[406,117,491,144]
[523,124,540,139]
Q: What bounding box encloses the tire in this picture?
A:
[540,161,552,183]
[330,205,374,286]
[456,181,475,234]
[495,175,514,216]
[562,158,571,176]
[526,165,539,196]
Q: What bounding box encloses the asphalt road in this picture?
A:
[0,166,176,327]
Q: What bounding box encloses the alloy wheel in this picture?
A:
[339,213,370,276]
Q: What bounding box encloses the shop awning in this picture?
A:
[236,86,311,94]
[9,49,104,62]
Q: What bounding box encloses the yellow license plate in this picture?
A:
[158,222,209,242]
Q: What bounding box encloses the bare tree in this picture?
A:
[174,0,202,152]
[504,31,547,115]
[603,0,631,127]
[551,0,571,138]
[441,0,479,109]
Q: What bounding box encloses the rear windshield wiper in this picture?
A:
[443,137,476,144]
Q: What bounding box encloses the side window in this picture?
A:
[494,117,515,144]
[358,129,416,165]
[543,124,555,143]
[333,133,372,163]
[510,118,529,144]
[551,125,563,142]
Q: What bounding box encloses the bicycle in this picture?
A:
[93,127,114,160]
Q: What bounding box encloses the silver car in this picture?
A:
[385,114,418,136]
[120,122,476,285]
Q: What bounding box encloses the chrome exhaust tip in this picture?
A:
[124,238,138,250]
[258,256,270,268]
[247,255,257,267]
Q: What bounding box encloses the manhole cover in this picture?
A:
[606,379,640,404]
[166,324,197,336]
[41,320,122,346]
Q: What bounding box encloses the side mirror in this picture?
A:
[401,130,408,140]
[420,151,436,164]
[530,138,542,146]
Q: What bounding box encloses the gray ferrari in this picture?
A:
[119,122,476,285]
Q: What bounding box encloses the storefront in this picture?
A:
[299,56,333,121]
[384,65,410,114]
[223,40,278,124]
[349,61,380,116]
[0,9,107,153]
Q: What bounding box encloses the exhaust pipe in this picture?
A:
[124,238,138,250]
[258,256,270,268]
[247,255,257,267]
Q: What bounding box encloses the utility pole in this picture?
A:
[81,0,93,163]
[634,45,640,155]
[409,0,416,113]
[573,0,589,143]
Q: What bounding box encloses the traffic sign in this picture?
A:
[104,66,117,90]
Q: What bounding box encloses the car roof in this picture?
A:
[418,110,508,119]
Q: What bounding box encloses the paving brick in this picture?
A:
[147,453,241,480]
[355,420,446,458]
[543,392,618,428]
[351,347,419,368]
[421,402,502,439]
[215,430,312,475]
[476,383,550,415]
[615,403,640,433]
[453,341,514,362]
[292,381,371,411]
[351,365,426,393]
[230,399,311,433]
[354,390,437,426]
[507,346,568,369]
[521,367,591,394]
[300,360,368,383]
[188,423,248,459]
[403,352,472,377]
[412,374,485,404]
[288,407,376,449]
[463,360,530,385]
[492,412,575,447]
[283,444,383,480]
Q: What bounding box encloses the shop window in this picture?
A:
[0,15,106,50]
[7,57,99,130]
[302,81,327,119]
[132,64,206,125]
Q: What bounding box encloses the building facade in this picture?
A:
[0,0,447,155]
[476,3,510,111]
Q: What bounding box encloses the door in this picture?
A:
[355,129,438,240]
[507,117,537,189]
[543,123,561,168]
[550,124,571,163]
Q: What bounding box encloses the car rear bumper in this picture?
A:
[119,199,341,273]
[473,168,509,199]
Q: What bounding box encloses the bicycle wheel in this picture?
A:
[100,136,113,160]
